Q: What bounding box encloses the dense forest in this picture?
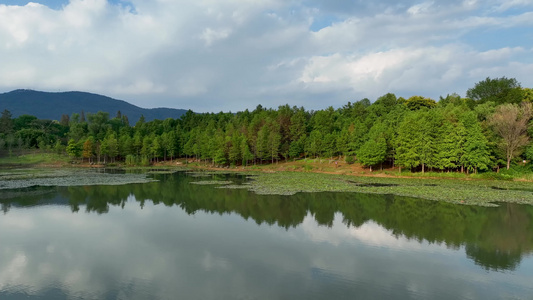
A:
[1,77,533,173]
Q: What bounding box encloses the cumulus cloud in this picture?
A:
[296,45,533,100]
[0,0,532,112]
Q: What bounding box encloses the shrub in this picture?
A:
[475,172,514,181]
[125,155,136,166]
[140,156,151,166]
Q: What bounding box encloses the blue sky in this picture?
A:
[0,0,532,112]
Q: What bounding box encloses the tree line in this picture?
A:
[1,76,533,173]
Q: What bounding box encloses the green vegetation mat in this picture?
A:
[233,171,533,206]
[0,168,156,190]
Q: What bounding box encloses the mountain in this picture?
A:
[0,89,189,122]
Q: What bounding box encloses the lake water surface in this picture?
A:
[1,171,532,299]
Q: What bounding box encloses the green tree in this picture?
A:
[66,139,82,159]
[523,88,533,103]
[467,77,523,105]
[100,138,108,164]
[395,112,422,171]
[256,125,269,163]
[268,130,281,164]
[165,131,178,161]
[404,96,437,110]
[289,135,306,160]
[151,135,162,162]
[105,131,119,162]
[289,108,308,142]
[141,135,152,159]
[241,136,254,166]
[69,113,87,142]
[135,115,147,136]
[60,114,70,127]
[357,122,388,171]
[461,112,491,173]
[228,133,242,165]
[323,133,337,159]
[118,133,133,157]
[306,130,323,158]
[212,131,227,165]
[13,114,37,131]
[0,109,14,135]
[358,138,386,171]
[87,111,110,140]
[336,127,352,159]
[54,140,65,154]
[132,131,143,156]
[433,112,466,171]
[368,93,397,117]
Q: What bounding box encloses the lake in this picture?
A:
[1,171,532,299]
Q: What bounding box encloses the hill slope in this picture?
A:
[0,89,188,122]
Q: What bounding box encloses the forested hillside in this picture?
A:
[1,77,533,173]
[0,89,187,121]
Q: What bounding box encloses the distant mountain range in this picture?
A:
[0,89,189,122]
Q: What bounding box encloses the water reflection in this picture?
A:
[1,171,533,299]
[2,171,533,272]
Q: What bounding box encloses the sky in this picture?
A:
[0,0,532,112]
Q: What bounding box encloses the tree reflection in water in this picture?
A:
[1,171,532,271]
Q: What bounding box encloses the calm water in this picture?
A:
[1,171,532,299]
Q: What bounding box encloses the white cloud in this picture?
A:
[200,27,232,46]
[0,0,532,112]
[407,1,435,15]
[299,212,448,251]
[492,0,533,12]
[295,45,533,101]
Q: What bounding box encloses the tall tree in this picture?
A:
[368,93,397,117]
[151,135,162,162]
[357,122,388,171]
[0,109,14,135]
[240,136,253,166]
[433,110,466,171]
[105,131,119,162]
[82,137,95,163]
[404,96,437,110]
[60,114,70,127]
[489,103,532,169]
[256,125,269,163]
[395,112,422,171]
[306,130,323,158]
[228,132,241,165]
[268,130,281,164]
[118,133,133,158]
[66,139,82,159]
[289,108,308,142]
[87,111,110,140]
[467,77,523,105]
[461,111,491,173]
[523,88,533,103]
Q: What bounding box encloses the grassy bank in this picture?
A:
[0,152,70,167]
